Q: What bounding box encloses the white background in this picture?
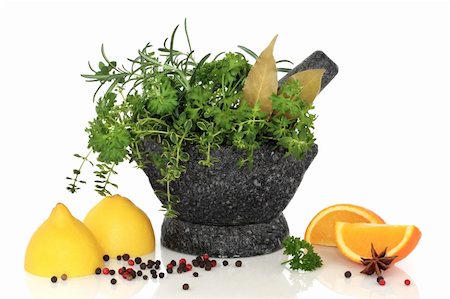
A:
[1,0,449,298]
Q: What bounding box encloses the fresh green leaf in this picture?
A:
[282,236,323,271]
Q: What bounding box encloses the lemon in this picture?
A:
[24,203,104,277]
[84,194,155,257]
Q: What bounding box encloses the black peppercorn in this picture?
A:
[167,268,173,274]
[182,283,189,290]
[111,278,117,285]
[199,260,205,268]
[122,254,130,261]
[223,260,229,266]
[109,269,115,275]
[150,269,157,275]
[177,267,183,274]
[159,272,165,278]
[155,260,161,266]
[61,274,67,281]
[139,263,147,270]
[192,260,199,267]
[137,270,143,277]
[51,276,57,283]
[170,260,176,266]
[235,260,242,267]
[143,275,148,280]
[103,254,110,262]
[344,271,352,278]
[95,267,101,275]
[152,273,157,279]
[193,272,199,277]
[117,255,122,260]
[155,264,160,270]
[135,257,142,264]
[205,264,211,271]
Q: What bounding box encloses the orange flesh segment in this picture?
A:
[335,222,422,263]
[304,204,385,246]
[309,211,370,245]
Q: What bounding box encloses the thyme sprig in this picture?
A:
[68,20,316,217]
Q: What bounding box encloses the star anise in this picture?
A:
[360,243,397,276]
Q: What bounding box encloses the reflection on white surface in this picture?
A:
[25,246,419,299]
[315,246,420,299]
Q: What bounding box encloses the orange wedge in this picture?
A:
[304,204,385,246]
[335,222,421,263]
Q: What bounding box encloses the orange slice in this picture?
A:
[304,204,385,246]
[335,222,421,263]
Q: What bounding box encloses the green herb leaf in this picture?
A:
[282,236,323,271]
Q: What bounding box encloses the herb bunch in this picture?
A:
[282,236,323,271]
[67,21,317,217]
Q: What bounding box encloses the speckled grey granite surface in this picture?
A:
[143,141,318,225]
[142,50,337,257]
[278,50,339,90]
[161,214,289,257]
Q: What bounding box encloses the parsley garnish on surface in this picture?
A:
[282,236,323,271]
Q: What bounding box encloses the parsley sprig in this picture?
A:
[67,20,316,217]
[282,236,323,271]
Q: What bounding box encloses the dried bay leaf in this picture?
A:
[287,69,326,104]
[242,35,278,114]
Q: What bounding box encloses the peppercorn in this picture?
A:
[152,273,157,279]
[118,268,124,275]
[196,255,202,261]
[182,283,189,290]
[61,274,67,281]
[193,272,199,277]
[95,267,101,275]
[167,268,173,274]
[378,279,386,286]
[111,278,117,285]
[122,254,130,261]
[211,260,217,267]
[103,268,110,275]
[192,260,199,267]
[128,260,135,266]
[103,254,110,262]
[51,276,57,283]
[137,270,142,277]
[235,260,242,267]
[186,264,193,271]
[117,255,122,260]
[177,267,183,274]
[202,253,209,261]
[143,275,148,280]
[148,260,155,268]
[344,271,352,278]
[150,269,157,275]
[159,273,165,279]
[167,263,174,270]
[223,260,229,266]
[140,263,147,270]
[205,264,212,271]
[199,261,205,268]
[155,264,160,270]
[155,260,161,266]
[404,279,411,286]
[170,260,176,266]
[179,258,186,265]
[377,276,384,283]
[109,269,115,275]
